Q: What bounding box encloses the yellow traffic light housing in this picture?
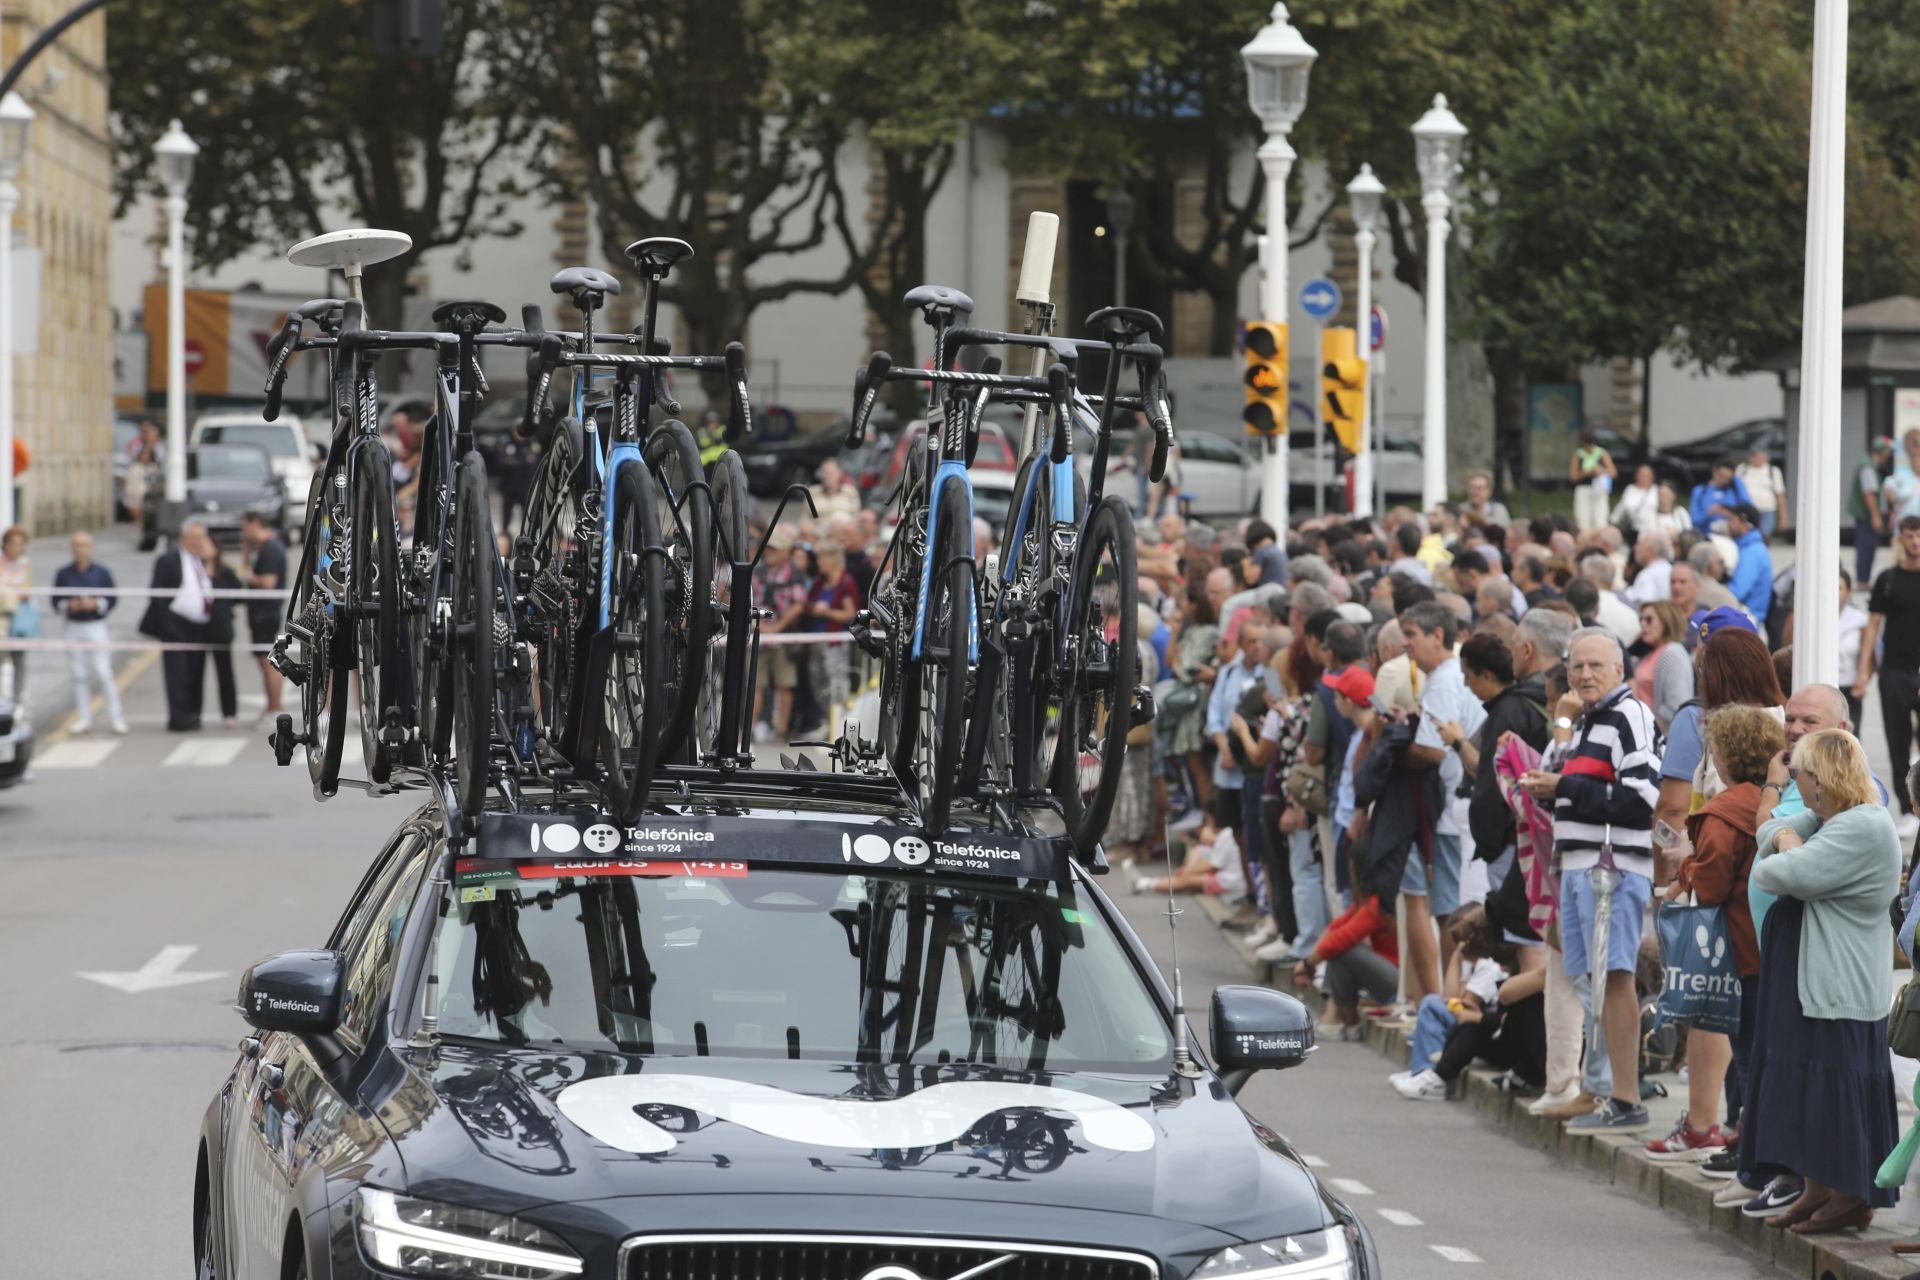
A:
[1242,321,1288,437]
[1321,326,1366,453]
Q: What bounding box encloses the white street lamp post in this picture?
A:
[0,92,33,531]
[1241,2,1315,531]
[155,119,199,510]
[1412,93,1467,512]
[1793,0,1848,689]
[1346,163,1385,518]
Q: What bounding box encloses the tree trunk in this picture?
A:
[1209,287,1240,358]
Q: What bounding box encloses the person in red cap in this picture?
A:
[1323,665,1374,707]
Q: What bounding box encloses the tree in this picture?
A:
[110,0,535,330]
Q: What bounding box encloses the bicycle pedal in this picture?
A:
[1131,683,1156,726]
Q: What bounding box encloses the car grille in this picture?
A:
[622,1235,1158,1280]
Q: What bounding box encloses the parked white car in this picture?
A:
[1107,428,1424,520]
[190,413,321,539]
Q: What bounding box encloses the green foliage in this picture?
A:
[109,0,534,321]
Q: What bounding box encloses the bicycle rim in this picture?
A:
[451,458,498,820]
[695,451,750,762]
[1052,496,1138,853]
[913,481,973,832]
[351,443,401,784]
[644,422,712,758]
[600,464,666,822]
[304,618,347,798]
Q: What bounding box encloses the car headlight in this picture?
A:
[355,1187,583,1278]
[1191,1228,1357,1280]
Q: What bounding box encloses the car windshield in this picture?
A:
[189,447,271,479]
[430,865,1173,1073]
[199,423,300,458]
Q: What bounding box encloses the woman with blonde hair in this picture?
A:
[1740,729,1901,1233]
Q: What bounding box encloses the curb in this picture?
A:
[1190,894,1919,1280]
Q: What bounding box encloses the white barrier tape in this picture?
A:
[1,631,863,654]
[13,585,291,599]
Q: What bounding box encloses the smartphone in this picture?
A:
[1653,819,1682,849]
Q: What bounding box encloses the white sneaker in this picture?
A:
[1527,1085,1583,1116]
[1900,813,1920,841]
[1313,962,1329,993]
[71,721,93,735]
[1394,1069,1449,1101]
[1132,876,1157,895]
[1244,920,1279,949]
[111,719,129,735]
[1387,1070,1414,1088]
[1254,937,1296,963]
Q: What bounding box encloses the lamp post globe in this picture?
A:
[1346,163,1386,518]
[155,118,199,508]
[1241,2,1316,530]
[0,91,30,530]
[154,117,198,197]
[1412,95,1467,511]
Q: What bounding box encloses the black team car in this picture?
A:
[199,779,1375,1279]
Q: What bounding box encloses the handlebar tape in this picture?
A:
[724,342,752,443]
[847,351,892,449]
[262,315,302,421]
[1047,363,1072,465]
[1146,365,1174,483]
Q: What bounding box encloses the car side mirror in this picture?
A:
[1211,985,1314,1092]
[238,949,344,1035]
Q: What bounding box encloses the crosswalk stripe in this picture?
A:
[1378,1210,1424,1227]
[163,738,247,767]
[1429,1246,1482,1263]
[37,740,118,768]
[1329,1178,1373,1196]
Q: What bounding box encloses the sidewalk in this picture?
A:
[1192,892,1920,1280]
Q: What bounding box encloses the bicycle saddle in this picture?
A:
[431,299,508,332]
[903,284,974,318]
[286,227,413,271]
[1086,305,1164,343]
[549,267,622,308]
[624,237,694,274]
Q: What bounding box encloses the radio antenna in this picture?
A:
[1162,815,1201,1078]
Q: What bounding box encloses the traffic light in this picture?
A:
[1242,321,1288,437]
[1321,326,1366,453]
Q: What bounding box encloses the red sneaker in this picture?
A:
[1645,1119,1731,1161]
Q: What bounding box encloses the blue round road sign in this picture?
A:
[1300,277,1341,320]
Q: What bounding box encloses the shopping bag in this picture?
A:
[1654,898,1742,1035]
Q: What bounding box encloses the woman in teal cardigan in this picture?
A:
[1742,729,1902,1234]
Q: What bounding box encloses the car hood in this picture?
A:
[376,1047,1333,1245]
[187,477,278,505]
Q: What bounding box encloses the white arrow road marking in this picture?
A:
[77,945,225,994]
[1329,1178,1374,1196]
[1378,1210,1424,1227]
[1429,1246,1482,1263]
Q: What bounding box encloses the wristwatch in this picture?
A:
[1553,716,1575,731]
[1761,781,1783,794]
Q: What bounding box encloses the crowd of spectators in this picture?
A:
[1125,464,1920,1237]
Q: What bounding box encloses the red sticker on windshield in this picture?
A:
[519,859,749,879]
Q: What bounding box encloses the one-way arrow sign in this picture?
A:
[78,945,226,994]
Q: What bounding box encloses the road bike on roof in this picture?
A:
[844,215,1174,851]
[514,239,751,821]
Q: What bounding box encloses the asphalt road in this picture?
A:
[1106,890,1776,1280]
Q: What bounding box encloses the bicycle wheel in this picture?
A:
[902,478,973,832]
[693,450,750,762]
[411,437,454,766]
[350,439,403,784]
[643,421,713,759]
[599,461,667,822]
[1051,495,1139,854]
[303,614,348,799]
[450,457,499,819]
[520,417,586,758]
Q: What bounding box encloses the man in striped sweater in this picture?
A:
[1520,627,1660,1133]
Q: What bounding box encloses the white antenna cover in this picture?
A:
[1015,212,1059,306]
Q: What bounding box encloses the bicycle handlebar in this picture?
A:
[723,341,752,443]
[847,352,892,449]
[1140,359,1174,484]
[262,312,303,421]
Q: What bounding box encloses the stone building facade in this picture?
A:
[4,0,112,535]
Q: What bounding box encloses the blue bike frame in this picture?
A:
[910,416,981,665]
[572,368,650,632]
